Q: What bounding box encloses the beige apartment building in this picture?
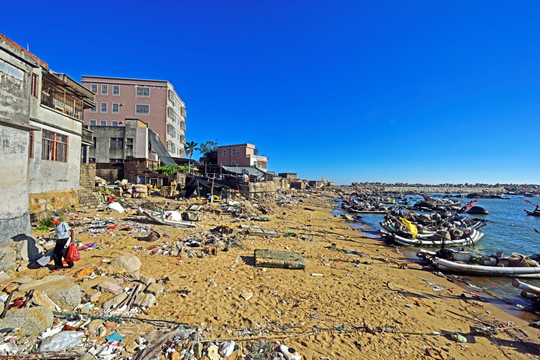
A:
[81,76,186,158]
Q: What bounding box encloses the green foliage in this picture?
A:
[198,140,219,164]
[154,164,181,175]
[184,141,198,159]
[37,215,64,231]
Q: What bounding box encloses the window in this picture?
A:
[89,120,97,126]
[112,121,119,126]
[101,84,108,95]
[112,103,120,114]
[112,85,120,96]
[167,124,176,137]
[41,130,67,162]
[100,102,107,113]
[231,161,237,165]
[92,137,96,148]
[90,104,97,113]
[100,120,107,126]
[110,138,124,149]
[31,74,39,97]
[29,131,33,158]
[136,86,150,97]
[90,84,98,94]
[135,104,150,114]
[167,141,176,153]
[126,138,133,151]
[231,149,237,156]
[222,150,226,156]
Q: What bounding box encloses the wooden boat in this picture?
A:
[467,206,488,215]
[525,209,540,217]
[139,208,196,228]
[383,228,484,247]
[418,249,540,278]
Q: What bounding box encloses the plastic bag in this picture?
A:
[39,331,84,351]
[37,249,55,267]
[66,244,81,262]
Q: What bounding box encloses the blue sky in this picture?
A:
[3,1,539,185]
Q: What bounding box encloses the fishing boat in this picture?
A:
[417,249,540,278]
[139,208,196,228]
[382,228,484,247]
[525,209,540,217]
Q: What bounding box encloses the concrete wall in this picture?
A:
[0,34,40,240]
[0,126,32,239]
[80,163,96,189]
[245,181,277,198]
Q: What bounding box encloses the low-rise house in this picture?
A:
[0,33,95,240]
[217,143,267,170]
[88,118,176,183]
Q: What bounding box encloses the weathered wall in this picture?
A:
[246,181,277,198]
[28,189,79,214]
[0,126,31,239]
[0,35,38,240]
[28,117,82,194]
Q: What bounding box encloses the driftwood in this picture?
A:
[0,293,13,318]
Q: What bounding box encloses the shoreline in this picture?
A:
[2,189,539,358]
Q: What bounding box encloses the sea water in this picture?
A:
[342,195,540,318]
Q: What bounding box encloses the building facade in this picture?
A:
[0,33,95,240]
[81,76,186,158]
[217,143,268,170]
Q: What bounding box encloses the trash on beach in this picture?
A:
[254,249,305,269]
[106,202,124,213]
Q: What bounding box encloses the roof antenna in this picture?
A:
[26,44,30,51]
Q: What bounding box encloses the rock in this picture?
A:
[144,329,160,343]
[31,290,58,311]
[0,307,53,335]
[135,293,156,308]
[140,275,156,285]
[0,247,17,272]
[110,255,142,273]
[83,289,102,303]
[0,271,11,282]
[18,275,81,310]
[87,319,103,334]
[1,234,43,262]
[240,292,253,301]
[79,354,97,360]
[102,292,128,312]
[13,276,32,284]
[145,283,164,296]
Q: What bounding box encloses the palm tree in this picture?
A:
[184,141,198,159]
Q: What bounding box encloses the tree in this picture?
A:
[184,141,198,159]
[198,140,219,164]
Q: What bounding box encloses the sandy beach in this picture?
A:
[3,188,539,359]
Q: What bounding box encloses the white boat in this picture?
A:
[139,208,196,228]
[417,249,540,278]
[382,228,484,247]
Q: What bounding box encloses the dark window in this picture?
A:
[29,131,33,158]
[31,74,39,97]
[110,138,123,149]
[41,130,68,162]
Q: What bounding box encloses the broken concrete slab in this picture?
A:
[31,290,58,311]
[0,247,17,272]
[254,249,306,269]
[145,283,164,296]
[102,292,128,312]
[96,280,123,295]
[135,293,156,308]
[19,276,81,311]
[0,306,53,335]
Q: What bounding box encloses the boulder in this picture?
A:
[1,234,43,262]
[31,290,58,311]
[18,276,81,310]
[0,307,53,335]
[102,292,128,312]
[111,255,142,273]
[0,247,16,272]
[135,293,155,308]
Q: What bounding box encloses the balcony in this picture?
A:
[40,72,95,120]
